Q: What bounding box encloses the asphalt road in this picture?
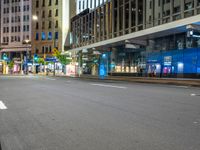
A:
[0,75,200,150]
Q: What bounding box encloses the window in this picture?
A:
[55,32,58,40]
[48,32,52,40]
[55,0,58,5]
[55,9,58,16]
[55,20,58,28]
[36,0,39,8]
[42,32,46,40]
[42,11,45,18]
[36,22,39,29]
[42,0,45,7]
[48,21,52,28]
[49,10,52,17]
[42,21,45,29]
[36,33,39,40]
[49,0,51,6]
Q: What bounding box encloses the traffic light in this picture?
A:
[34,54,38,62]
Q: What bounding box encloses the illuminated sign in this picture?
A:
[164,56,172,66]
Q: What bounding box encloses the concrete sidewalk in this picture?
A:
[75,75,200,87]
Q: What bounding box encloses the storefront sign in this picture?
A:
[164,56,172,66]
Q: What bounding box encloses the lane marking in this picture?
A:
[45,77,56,81]
[0,101,7,110]
[191,93,196,96]
[174,86,189,88]
[190,93,200,97]
[91,83,127,89]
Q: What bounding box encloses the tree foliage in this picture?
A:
[38,58,45,65]
[52,48,71,65]
[8,61,14,69]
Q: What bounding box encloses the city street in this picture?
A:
[0,76,200,150]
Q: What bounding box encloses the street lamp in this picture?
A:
[32,15,38,21]
[32,15,39,74]
[23,39,31,75]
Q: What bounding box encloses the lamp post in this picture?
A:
[32,15,39,74]
[24,39,31,75]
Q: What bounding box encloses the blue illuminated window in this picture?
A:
[41,32,46,40]
[48,32,52,40]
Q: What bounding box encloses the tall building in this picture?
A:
[0,0,32,72]
[67,0,200,78]
[31,0,76,59]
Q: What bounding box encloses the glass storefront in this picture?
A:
[80,31,200,78]
[147,48,200,78]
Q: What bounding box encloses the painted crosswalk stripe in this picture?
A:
[0,101,7,110]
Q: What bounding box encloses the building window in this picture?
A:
[42,21,45,29]
[48,32,52,40]
[36,22,39,29]
[55,9,58,16]
[55,32,58,40]
[55,20,58,28]
[42,32,46,40]
[36,0,39,8]
[42,0,45,7]
[49,10,52,17]
[36,33,39,40]
[55,0,58,5]
[49,0,52,6]
[48,21,52,28]
[42,11,45,18]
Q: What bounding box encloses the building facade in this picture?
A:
[68,0,200,78]
[0,0,32,73]
[31,0,76,59]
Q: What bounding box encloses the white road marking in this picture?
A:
[0,101,7,110]
[91,83,127,89]
[174,86,189,88]
[191,93,198,96]
[45,77,56,81]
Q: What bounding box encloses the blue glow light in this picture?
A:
[102,54,107,59]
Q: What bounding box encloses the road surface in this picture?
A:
[0,75,200,150]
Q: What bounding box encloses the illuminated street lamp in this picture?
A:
[32,15,38,21]
[32,15,39,74]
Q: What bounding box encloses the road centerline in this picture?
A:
[0,101,7,110]
[91,83,127,89]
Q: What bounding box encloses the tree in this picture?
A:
[8,61,14,69]
[52,48,71,65]
[38,58,45,65]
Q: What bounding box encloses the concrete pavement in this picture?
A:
[0,76,200,150]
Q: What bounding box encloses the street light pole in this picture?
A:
[24,39,30,75]
[32,15,39,75]
[53,20,56,77]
